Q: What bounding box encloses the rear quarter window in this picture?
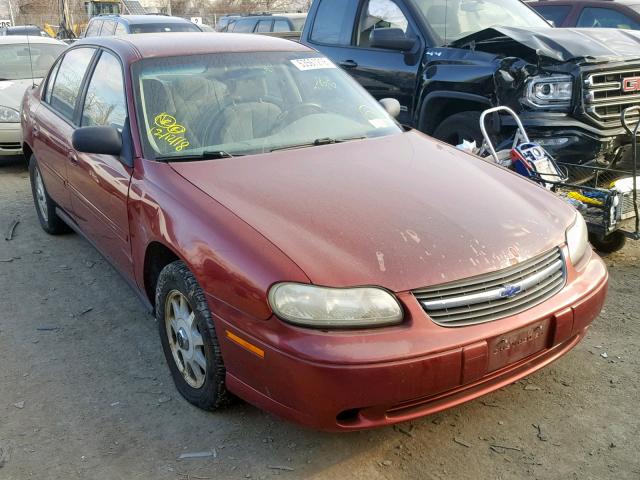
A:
[232,19,258,32]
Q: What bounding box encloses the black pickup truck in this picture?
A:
[300,0,640,165]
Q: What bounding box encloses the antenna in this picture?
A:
[25,33,36,88]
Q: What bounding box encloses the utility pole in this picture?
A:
[8,0,15,25]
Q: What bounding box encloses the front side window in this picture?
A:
[310,0,357,45]
[132,52,401,160]
[577,7,640,29]
[81,51,126,129]
[414,0,551,45]
[0,43,66,81]
[534,5,572,26]
[49,48,95,121]
[357,0,413,47]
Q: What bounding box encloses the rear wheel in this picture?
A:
[28,155,70,235]
[589,231,627,254]
[156,260,230,410]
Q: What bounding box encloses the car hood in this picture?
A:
[0,79,38,111]
[451,26,640,64]
[170,132,576,293]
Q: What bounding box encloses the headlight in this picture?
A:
[525,75,573,108]
[0,106,20,123]
[566,213,589,265]
[268,283,403,329]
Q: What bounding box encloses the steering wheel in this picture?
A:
[271,103,325,133]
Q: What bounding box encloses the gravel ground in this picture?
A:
[1,157,639,480]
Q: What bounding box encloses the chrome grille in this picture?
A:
[413,249,566,327]
[584,68,640,126]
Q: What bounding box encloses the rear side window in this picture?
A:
[256,20,273,32]
[115,23,127,35]
[534,5,572,26]
[274,19,290,32]
[310,0,357,45]
[48,48,95,122]
[576,7,640,29]
[81,51,126,129]
[84,20,102,37]
[233,19,258,32]
[100,20,117,36]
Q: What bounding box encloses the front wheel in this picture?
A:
[432,111,484,146]
[156,260,230,410]
[28,155,70,235]
[589,231,627,254]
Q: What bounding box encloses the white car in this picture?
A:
[1,35,66,158]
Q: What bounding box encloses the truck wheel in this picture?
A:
[589,231,627,254]
[433,111,484,146]
[156,260,231,411]
[28,155,70,235]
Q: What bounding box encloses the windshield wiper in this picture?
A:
[270,136,367,152]
[156,150,239,162]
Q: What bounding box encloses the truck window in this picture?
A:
[115,22,127,35]
[256,20,273,32]
[233,18,258,33]
[534,5,572,26]
[357,0,413,47]
[274,19,290,32]
[100,20,117,36]
[84,20,102,37]
[576,7,640,29]
[310,0,357,45]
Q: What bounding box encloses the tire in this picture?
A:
[156,260,230,411]
[432,111,484,146]
[589,231,627,254]
[28,155,70,235]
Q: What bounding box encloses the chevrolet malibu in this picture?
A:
[21,33,608,431]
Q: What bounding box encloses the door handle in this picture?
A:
[339,60,358,69]
[68,151,79,166]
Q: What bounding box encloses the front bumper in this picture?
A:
[212,248,608,431]
[0,122,23,157]
[503,112,633,166]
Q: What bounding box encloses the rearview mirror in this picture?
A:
[379,98,401,118]
[370,28,417,52]
[72,126,122,156]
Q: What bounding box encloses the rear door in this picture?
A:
[35,47,96,213]
[67,49,133,276]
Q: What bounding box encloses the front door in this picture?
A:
[67,49,133,276]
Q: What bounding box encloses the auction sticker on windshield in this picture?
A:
[291,58,336,71]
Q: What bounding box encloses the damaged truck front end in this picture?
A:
[423,26,640,166]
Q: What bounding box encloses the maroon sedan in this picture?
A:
[21,33,608,431]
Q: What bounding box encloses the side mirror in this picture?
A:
[379,98,401,118]
[72,126,122,156]
[370,28,417,52]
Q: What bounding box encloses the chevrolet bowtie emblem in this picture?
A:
[500,284,522,299]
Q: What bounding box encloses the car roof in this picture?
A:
[0,35,66,45]
[96,14,193,25]
[73,32,311,60]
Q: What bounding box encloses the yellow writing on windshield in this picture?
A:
[151,113,190,152]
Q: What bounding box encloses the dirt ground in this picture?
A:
[0,157,638,480]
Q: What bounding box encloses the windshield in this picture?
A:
[412,0,550,44]
[0,44,65,80]
[133,52,401,160]
[129,23,201,33]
